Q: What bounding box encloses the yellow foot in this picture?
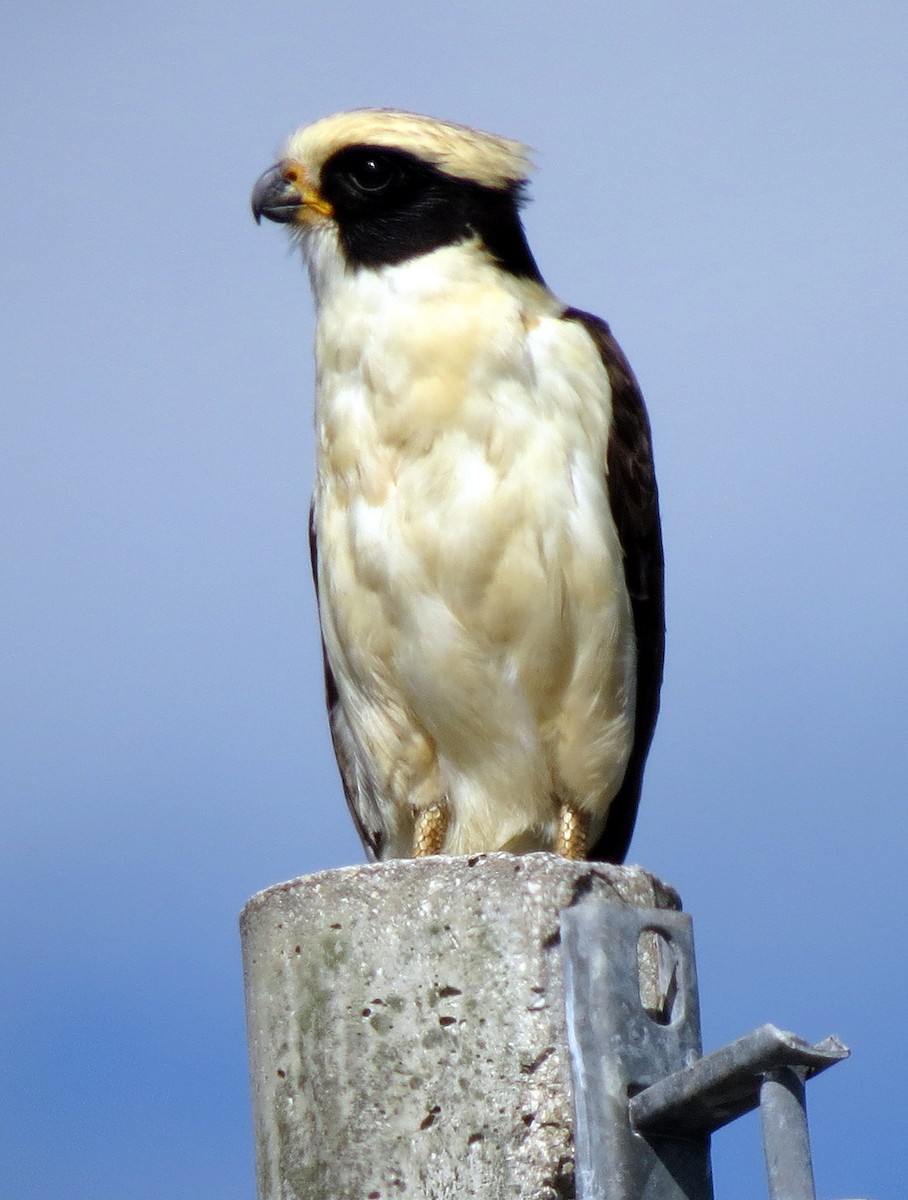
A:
[412,799,449,857]
[555,801,590,860]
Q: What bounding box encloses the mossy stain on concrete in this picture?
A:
[369,1010,394,1035]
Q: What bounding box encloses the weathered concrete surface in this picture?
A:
[241,852,680,1200]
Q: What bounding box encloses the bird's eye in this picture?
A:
[346,153,397,194]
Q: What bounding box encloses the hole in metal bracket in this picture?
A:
[637,927,680,1025]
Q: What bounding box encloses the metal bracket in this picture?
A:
[561,896,850,1200]
[562,899,711,1200]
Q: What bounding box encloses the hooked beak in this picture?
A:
[251,162,304,224]
[250,161,333,225]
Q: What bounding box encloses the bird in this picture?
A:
[251,109,663,863]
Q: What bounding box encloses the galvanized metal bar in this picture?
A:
[630,1024,849,1138]
[760,1066,817,1200]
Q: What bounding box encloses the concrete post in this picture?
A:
[241,852,680,1200]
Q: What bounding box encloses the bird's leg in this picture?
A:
[412,798,449,857]
[555,800,590,860]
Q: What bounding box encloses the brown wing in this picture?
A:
[308,504,384,861]
[562,308,665,863]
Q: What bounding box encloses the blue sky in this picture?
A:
[2,3,906,1197]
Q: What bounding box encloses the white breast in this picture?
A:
[308,239,636,856]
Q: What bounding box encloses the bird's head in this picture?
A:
[251,108,542,284]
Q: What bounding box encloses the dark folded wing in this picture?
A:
[308,504,384,861]
[562,308,665,863]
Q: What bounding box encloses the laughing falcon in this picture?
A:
[252,109,664,863]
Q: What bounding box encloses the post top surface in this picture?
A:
[240,852,681,928]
